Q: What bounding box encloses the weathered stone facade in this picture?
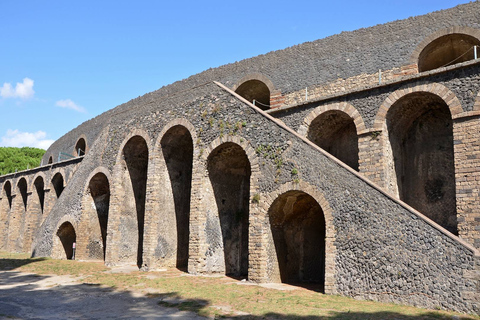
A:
[1,2,480,314]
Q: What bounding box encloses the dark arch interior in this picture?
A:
[307,110,359,171]
[161,126,193,271]
[235,80,270,111]
[387,92,457,234]
[57,222,76,259]
[208,142,250,278]
[34,177,45,213]
[123,136,148,268]
[269,190,325,290]
[48,156,53,164]
[51,173,64,198]
[418,34,480,72]
[17,178,28,211]
[75,138,87,156]
[88,173,110,260]
[4,182,12,209]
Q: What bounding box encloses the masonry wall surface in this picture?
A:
[0,2,479,315]
[22,82,479,313]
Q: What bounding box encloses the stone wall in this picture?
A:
[272,61,480,249]
[0,158,82,255]
[22,82,479,313]
[0,2,479,314]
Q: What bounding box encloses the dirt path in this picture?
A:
[0,270,206,319]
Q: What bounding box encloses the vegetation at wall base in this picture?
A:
[0,147,46,175]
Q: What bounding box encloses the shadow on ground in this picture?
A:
[227,313,472,319]
[0,256,47,271]
[0,258,474,320]
[0,271,205,319]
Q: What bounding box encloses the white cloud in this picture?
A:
[1,129,54,149]
[0,78,35,99]
[56,99,86,113]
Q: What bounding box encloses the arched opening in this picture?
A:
[51,173,64,198]
[268,190,325,291]
[57,222,76,259]
[17,178,28,211]
[235,80,270,111]
[75,138,87,156]
[4,181,12,209]
[386,92,457,234]
[0,182,13,249]
[88,173,110,260]
[34,177,45,213]
[418,34,480,72]
[122,136,148,268]
[307,110,359,171]
[207,142,250,278]
[48,156,53,164]
[161,126,193,271]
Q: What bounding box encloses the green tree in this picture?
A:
[0,147,46,175]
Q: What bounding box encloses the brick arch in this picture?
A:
[109,129,152,268]
[51,215,78,259]
[373,83,463,130]
[232,73,277,110]
[53,216,79,236]
[73,134,88,156]
[1,179,14,206]
[298,102,367,136]
[0,179,14,250]
[80,166,112,261]
[82,167,112,194]
[197,135,261,276]
[141,119,197,270]
[16,177,28,208]
[202,135,261,188]
[232,73,276,93]
[115,129,153,165]
[261,180,336,293]
[29,172,47,192]
[410,26,480,66]
[153,118,197,153]
[50,168,66,185]
[44,153,54,165]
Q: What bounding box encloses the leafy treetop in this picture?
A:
[0,147,46,175]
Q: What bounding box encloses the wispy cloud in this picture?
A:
[1,129,54,149]
[0,78,35,99]
[56,99,86,113]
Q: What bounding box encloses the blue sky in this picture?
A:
[0,0,471,149]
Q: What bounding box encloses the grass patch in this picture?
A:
[0,251,478,319]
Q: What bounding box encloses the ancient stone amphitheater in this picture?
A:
[1,2,480,314]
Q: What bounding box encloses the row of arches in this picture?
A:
[299,84,467,236]
[232,29,480,111]
[0,171,66,252]
[52,124,330,289]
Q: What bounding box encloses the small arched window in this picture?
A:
[418,33,480,72]
[74,137,87,156]
[235,80,271,111]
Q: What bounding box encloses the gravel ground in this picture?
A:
[0,270,206,320]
